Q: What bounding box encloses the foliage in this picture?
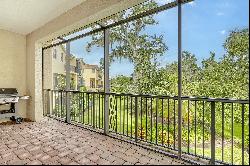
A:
[85,0,167,94]
[54,74,66,90]
[199,29,249,99]
[111,75,132,93]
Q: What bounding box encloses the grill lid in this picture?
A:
[0,88,18,95]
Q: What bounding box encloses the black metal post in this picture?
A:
[135,96,138,142]
[211,101,216,165]
[242,104,245,165]
[47,90,51,116]
[177,0,182,159]
[66,42,71,123]
[104,28,110,135]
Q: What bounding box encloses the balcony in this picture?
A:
[43,90,249,165]
[0,0,249,165]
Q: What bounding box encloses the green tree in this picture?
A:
[85,0,167,94]
[199,28,249,99]
[181,51,201,96]
[111,75,133,93]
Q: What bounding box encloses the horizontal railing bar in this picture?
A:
[44,89,249,104]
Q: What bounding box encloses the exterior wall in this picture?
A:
[52,45,66,75]
[0,29,27,121]
[26,0,146,121]
[43,48,53,90]
[44,45,103,91]
[82,66,103,91]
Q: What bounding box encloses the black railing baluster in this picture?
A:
[188,100,190,154]
[59,91,61,118]
[93,93,95,128]
[66,91,71,123]
[120,96,122,134]
[87,93,89,125]
[58,91,62,118]
[99,93,101,128]
[52,91,55,116]
[55,91,57,117]
[211,101,216,165]
[53,91,55,116]
[82,93,84,124]
[195,100,197,155]
[51,91,53,116]
[57,91,59,117]
[222,103,224,162]
[64,92,66,118]
[78,93,80,123]
[102,94,104,128]
[150,98,153,143]
[231,103,234,164]
[74,93,76,121]
[174,99,176,149]
[127,95,129,137]
[242,104,245,165]
[156,98,158,145]
[116,96,118,134]
[76,92,78,122]
[61,91,63,118]
[131,96,133,138]
[83,93,85,124]
[146,97,148,142]
[141,97,143,140]
[202,101,205,158]
[168,98,170,147]
[123,96,125,135]
[135,96,138,142]
[162,98,164,145]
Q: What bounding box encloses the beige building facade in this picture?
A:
[44,45,104,92]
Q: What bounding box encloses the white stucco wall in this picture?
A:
[0,29,27,121]
[26,0,146,121]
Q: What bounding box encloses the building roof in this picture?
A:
[83,64,99,69]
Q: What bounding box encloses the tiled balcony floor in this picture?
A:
[0,118,187,165]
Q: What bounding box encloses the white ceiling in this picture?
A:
[0,0,85,35]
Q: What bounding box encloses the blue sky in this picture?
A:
[70,0,249,78]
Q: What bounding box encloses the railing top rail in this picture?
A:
[43,89,249,104]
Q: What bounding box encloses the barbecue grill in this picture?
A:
[0,88,29,124]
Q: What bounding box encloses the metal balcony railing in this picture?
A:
[43,89,249,165]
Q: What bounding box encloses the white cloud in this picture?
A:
[188,1,196,7]
[216,12,225,16]
[156,0,173,6]
[220,30,226,35]
[156,0,196,7]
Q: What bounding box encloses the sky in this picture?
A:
[69,0,249,78]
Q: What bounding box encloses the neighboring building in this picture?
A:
[44,42,104,91]
[81,63,104,91]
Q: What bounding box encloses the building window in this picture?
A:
[79,78,85,86]
[61,53,63,62]
[92,69,95,73]
[53,49,57,59]
[90,79,95,88]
